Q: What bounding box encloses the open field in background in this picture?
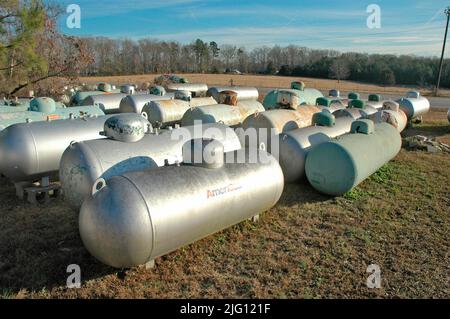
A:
[80,73,450,98]
[0,109,448,299]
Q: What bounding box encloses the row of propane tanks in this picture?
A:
[0,80,432,132]
[0,82,432,270]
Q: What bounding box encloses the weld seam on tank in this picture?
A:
[120,174,156,262]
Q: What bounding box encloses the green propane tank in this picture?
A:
[305,119,401,196]
[0,97,105,131]
[348,92,360,100]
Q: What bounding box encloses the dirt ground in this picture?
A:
[0,109,448,299]
[79,73,450,98]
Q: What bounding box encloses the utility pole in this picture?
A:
[435,7,450,96]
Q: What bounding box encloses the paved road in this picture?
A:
[258,88,450,110]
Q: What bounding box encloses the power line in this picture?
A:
[435,7,450,96]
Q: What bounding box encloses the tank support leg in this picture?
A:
[14,182,30,200]
[145,260,155,270]
[250,214,260,223]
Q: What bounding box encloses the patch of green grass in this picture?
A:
[343,187,375,201]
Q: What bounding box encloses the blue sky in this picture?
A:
[55,0,450,57]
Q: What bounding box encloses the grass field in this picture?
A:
[0,108,448,299]
[80,73,450,98]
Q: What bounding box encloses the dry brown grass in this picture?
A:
[0,110,448,299]
[80,73,450,98]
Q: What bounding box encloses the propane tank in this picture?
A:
[60,123,242,209]
[167,83,208,97]
[367,101,408,132]
[141,96,217,128]
[70,91,107,106]
[263,88,323,110]
[0,114,135,185]
[276,112,355,182]
[347,99,378,116]
[207,86,259,102]
[396,91,430,121]
[181,99,265,128]
[79,142,284,268]
[82,93,127,114]
[0,98,105,131]
[240,105,323,152]
[119,93,174,114]
[316,97,346,113]
[305,120,402,196]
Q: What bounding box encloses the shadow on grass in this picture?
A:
[279,179,331,207]
[403,124,450,139]
[0,176,330,296]
[0,177,118,295]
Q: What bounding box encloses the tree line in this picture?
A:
[84,37,450,89]
[1,1,449,98]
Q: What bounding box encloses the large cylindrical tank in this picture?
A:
[119,93,174,114]
[79,146,284,268]
[181,100,265,127]
[396,92,430,120]
[333,108,367,120]
[141,97,217,128]
[276,113,355,182]
[368,101,408,133]
[207,87,259,102]
[0,114,128,183]
[166,83,208,97]
[60,123,242,209]
[241,105,323,151]
[70,91,106,106]
[0,100,105,131]
[305,120,402,196]
[82,93,127,114]
[263,88,324,110]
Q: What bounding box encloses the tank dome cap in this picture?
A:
[351,119,374,135]
[406,91,420,99]
[175,90,192,102]
[97,82,112,92]
[291,81,305,91]
[316,97,331,107]
[149,85,166,96]
[349,99,365,109]
[329,89,340,97]
[219,90,238,106]
[382,100,400,112]
[104,114,149,142]
[182,138,224,169]
[30,97,57,113]
[313,111,335,127]
[348,92,360,100]
[368,94,382,102]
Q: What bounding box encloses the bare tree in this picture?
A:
[329,58,350,83]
